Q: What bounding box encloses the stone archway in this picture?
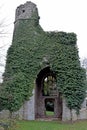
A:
[35,67,62,120]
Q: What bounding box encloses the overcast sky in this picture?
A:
[0,0,87,82]
[1,0,87,58]
[0,0,87,62]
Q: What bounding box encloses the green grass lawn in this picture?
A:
[16,120,87,130]
[46,111,54,116]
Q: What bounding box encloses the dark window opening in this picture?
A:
[22,10,25,13]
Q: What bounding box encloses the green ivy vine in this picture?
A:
[0,13,86,114]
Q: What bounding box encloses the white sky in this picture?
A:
[0,0,87,58]
[0,0,87,77]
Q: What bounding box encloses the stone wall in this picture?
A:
[0,1,87,122]
[62,98,87,121]
[0,110,9,119]
[23,89,35,120]
[15,1,39,21]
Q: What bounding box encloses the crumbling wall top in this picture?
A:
[15,1,39,21]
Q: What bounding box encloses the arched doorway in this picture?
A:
[35,67,62,119]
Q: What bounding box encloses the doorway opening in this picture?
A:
[45,98,54,117]
[35,67,62,120]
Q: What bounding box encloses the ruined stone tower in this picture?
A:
[15,1,39,21]
[0,1,87,121]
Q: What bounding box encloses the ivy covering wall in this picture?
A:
[0,13,86,113]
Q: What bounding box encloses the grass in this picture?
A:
[46,111,54,116]
[16,120,87,130]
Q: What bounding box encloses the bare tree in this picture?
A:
[0,19,8,82]
[81,58,87,69]
[81,58,87,77]
[0,45,5,82]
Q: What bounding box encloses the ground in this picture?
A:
[15,120,87,130]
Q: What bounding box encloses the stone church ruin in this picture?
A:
[0,1,87,121]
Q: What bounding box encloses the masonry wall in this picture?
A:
[0,1,87,122]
